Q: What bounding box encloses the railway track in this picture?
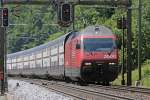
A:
[16,78,136,100]
[89,84,150,96]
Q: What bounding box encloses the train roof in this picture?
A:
[7,25,114,58]
[80,25,114,36]
[7,32,70,58]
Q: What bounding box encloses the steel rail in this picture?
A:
[29,79,135,100]
[26,80,87,100]
[89,84,150,95]
[48,82,134,100]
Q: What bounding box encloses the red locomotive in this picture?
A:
[7,25,120,84]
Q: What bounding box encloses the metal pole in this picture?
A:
[138,0,142,81]
[4,27,8,91]
[121,17,125,85]
[0,0,6,94]
[126,0,132,86]
[72,4,75,31]
[0,27,5,95]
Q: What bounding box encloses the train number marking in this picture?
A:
[104,55,115,59]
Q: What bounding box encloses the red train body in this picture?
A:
[7,25,120,84]
[64,26,119,82]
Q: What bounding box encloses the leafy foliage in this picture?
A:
[7,0,150,66]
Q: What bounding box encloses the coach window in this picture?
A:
[47,47,50,57]
[17,56,20,69]
[12,64,14,70]
[12,63,17,70]
[35,51,42,68]
[30,53,34,60]
[30,53,35,68]
[17,63,20,69]
[13,58,17,63]
[59,54,64,66]
[20,57,23,69]
[51,56,54,67]
[36,51,42,59]
[43,58,49,67]
[36,59,42,68]
[43,58,46,67]
[51,55,57,66]
[20,62,23,69]
[43,48,48,57]
[47,47,51,66]
[59,43,64,53]
[52,45,58,56]
[17,57,19,63]
[51,46,53,56]
[47,58,50,67]
[6,64,9,70]
[12,58,16,69]
[7,58,11,70]
[16,57,18,69]
[30,61,35,68]
[11,58,14,69]
[7,58,11,64]
[24,55,29,61]
[24,55,29,69]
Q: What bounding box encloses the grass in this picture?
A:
[46,32,64,42]
[112,62,150,88]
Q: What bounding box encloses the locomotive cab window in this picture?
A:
[83,38,116,52]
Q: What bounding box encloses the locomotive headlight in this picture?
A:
[109,62,116,65]
[84,62,92,66]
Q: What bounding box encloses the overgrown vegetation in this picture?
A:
[113,60,150,87]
